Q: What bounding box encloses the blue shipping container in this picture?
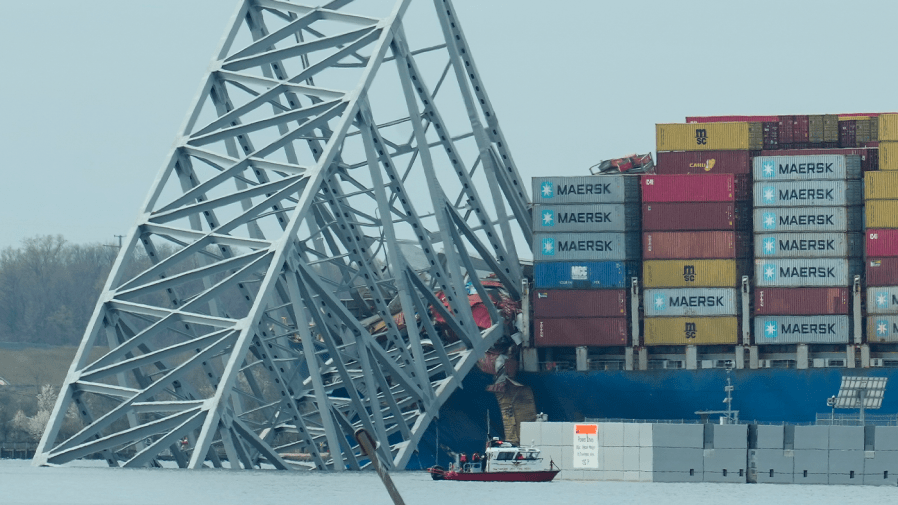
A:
[754,315,850,344]
[533,261,639,289]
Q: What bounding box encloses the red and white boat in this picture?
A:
[429,439,560,482]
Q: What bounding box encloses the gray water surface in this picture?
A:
[2,460,894,505]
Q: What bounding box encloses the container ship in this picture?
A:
[421,112,898,468]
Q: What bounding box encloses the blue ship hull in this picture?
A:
[411,367,898,469]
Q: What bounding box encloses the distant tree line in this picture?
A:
[0,235,117,346]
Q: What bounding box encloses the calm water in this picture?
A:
[2,459,895,505]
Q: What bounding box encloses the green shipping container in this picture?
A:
[644,317,739,345]
[642,259,741,288]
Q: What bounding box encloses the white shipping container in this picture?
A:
[754,258,862,287]
[753,180,863,207]
[532,203,640,232]
[754,315,850,344]
[533,232,640,261]
[753,206,863,233]
[866,287,898,315]
[753,233,863,259]
[532,176,640,204]
[868,316,898,343]
[644,288,738,317]
[752,155,860,181]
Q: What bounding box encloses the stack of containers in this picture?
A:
[530,175,641,348]
[752,154,864,345]
[644,125,757,346]
[865,113,898,342]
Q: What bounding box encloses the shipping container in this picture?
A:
[752,180,863,207]
[643,231,751,259]
[656,150,751,174]
[686,115,779,123]
[867,316,898,343]
[839,120,857,148]
[641,174,751,202]
[532,289,628,318]
[856,118,872,144]
[808,115,823,143]
[881,141,898,171]
[531,175,640,204]
[533,318,628,347]
[763,121,779,150]
[643,317,738,345]
[867,202,898,229]
[642,202,751,231]
[532,203,640,232]
[824,115,839,143]
[866,258,898,287]
[643,288,738,317]
[753,206,863,233]
[656,122,762,151]
[864,171,898,200]
[753,233,862,259]
[533,261,639,289]
[752,155,860,181]
[533,232,640,261]
[754,316,850,344]
[880,114,898,141]
[866,287,898,315]
[760,148,874,173]
[866,229,898,257]
[642,259,743,288]
[754,258,862,287]
[753,287,850,315]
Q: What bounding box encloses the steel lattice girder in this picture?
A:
[34,0,530,471]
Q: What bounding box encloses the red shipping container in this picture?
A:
[754,287,850,315]
[840,120,857,148]
[641,202,751,231]
[641,174,750,203]
[686,115,778,123]
[656,151,751,175]
[867,230,898,257]
[778,115,794,144]
[534,318,628,347]
[795,115,810,142]
[642,231,751,259]
[867,258,898,286]
[532,289,628,318]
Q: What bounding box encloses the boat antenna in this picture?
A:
[487,409,491,440]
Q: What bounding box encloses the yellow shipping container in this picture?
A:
[880,114,898,141]
[656,123,760,152]
[866,200,898,228]
[644,317,738,346]
[881,141,898,170]
[865,171,898,200]
[643,260,739,288]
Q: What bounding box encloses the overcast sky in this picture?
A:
[1,0,896,250]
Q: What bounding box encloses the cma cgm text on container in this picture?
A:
[643,288,738,317]
[754,258,862,287]
[655,151,751,174]
[752,207,863,232]
[531,203,640,232]
[533,233,640,261]
[752,155,860,180]
[753,180,863,207]
[754,316,850,344]
[531,176,639,204]
[753,233,863,258]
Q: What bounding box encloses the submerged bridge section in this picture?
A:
[36,0,529,470]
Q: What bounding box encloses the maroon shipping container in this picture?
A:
[763,122,779,150]
[534,318,628,347]
[656,151,751,175]
[642,202,751,231]
[795,115,810,143]
[532,289,628,318]
[867,258,898,286]
[754,287,850,315]
[685,115,778,123]
[642,231,751,259]
[840,120,857,148]
[778,116,794,144]
[867,230,898,257]
[641,174,750,203]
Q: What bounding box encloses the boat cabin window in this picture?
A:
[495,451,516,460]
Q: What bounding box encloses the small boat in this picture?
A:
[429,438,560,482]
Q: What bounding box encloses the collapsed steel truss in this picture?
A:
[35,0,529,470]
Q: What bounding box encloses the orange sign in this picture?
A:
[574,424,597,435]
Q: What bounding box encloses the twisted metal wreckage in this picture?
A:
[35,0,531,470]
